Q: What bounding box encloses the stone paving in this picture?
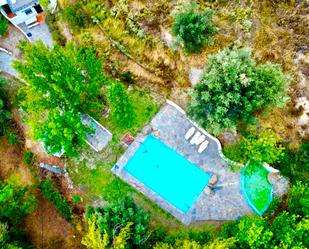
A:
[0,52,18,76]
[18,22,53,47]
[113,101,255,225]
[81,114,112,152]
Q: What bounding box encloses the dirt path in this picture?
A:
[0,136,83,249]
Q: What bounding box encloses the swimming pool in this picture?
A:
[124,135,211,213]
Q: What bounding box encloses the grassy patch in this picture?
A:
[243,160,272,213]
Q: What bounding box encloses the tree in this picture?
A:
[82,215,133,249]
[0,14,8,36]
[0,78,12,135]
[108,82,136,128]
[287,182,309,217]
[13,41,109,157]
[0,180,36,224]
[224,129,285,165]
[86,197,150,248]
[187,48,290,134]
[172,2,217,53]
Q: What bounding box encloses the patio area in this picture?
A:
[113,101,255,224]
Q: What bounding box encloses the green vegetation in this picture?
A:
[225,129,285,165]
[82,215,133,249]
[0,179,36,224]
[0,14,8,36]
[0,78,12,135]
[40,179,72,219]
[187,48,290,134]
[13,41,110,157]
[172,2,217,53]
[273,141,309,183]
[108,81,136,128]
[86,197,150,248]
[243,160,272,213]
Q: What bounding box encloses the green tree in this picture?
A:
[108,82,136,128]
[0,78,12,135]
[274,141,309,183]
[82,215,109,249]
[287,182,309,217]
[187,48,290,134]
[82,215,133,249]
[172,2,217,53]
[13,41,109,157]
[86,197,150,248]
[224,129,285,165]
[0,180,36,224]
[0,14,8,36]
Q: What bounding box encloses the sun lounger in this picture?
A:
[185,127,196,140]
[198,140,209,153]
[190,131,201,144]
[194,134,206,145]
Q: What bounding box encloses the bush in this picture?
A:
[273,141,309,183]
[224,129,285,165]
[108,81,136,128]
[61,3,91,31]
[187,47,290,134]
[287,182,309,217]
[0,15,8,36]
[86,197,150,248]
[23,151,35,165]
[40,179,72,219]
[172,2,217,53]
[0,179,36,224]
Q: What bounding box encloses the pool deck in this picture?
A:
[113,101,255,224]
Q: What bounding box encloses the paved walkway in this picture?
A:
[113,102,254,224]
[0,52,18,76]
[19,22,53,47]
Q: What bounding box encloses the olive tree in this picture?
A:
[187,48,290,134]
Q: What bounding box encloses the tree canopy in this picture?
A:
[108,81,136,128]
[187,47,290,134]
[86,197,150,248]
[0,179,36,224]
[172,2,217,53]
[13,41,109,157]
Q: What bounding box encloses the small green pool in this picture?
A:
[241,160,273,215]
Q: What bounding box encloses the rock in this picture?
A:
[142,125,152,135]
[189,67,204,87]
[153,130,160,137]
[208,174,218,185]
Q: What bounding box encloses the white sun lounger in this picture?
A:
[198,140,209,153]
[190,131,201,144]
[194,134,206,145]
[185,127,196,140]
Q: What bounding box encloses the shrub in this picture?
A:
[40,179,72,219]
[0,179,36,224]
[0,15,8,36]
[224,129,285,165]
[172,2,217,53]
[273,141,309,183]
[23,151,35,165]
[108,82,136,128]
[61,3,91,31]
[287,182,309,217]
[86,197,150,248]
[187,47,290,134]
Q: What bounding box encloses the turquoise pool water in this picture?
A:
[124,135,211,213]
